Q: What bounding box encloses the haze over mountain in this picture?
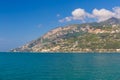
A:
[11,17,120,52]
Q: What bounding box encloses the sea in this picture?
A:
[0,52,120,80]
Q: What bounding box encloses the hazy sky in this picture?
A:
[0,0,120,51]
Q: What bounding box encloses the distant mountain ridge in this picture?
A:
[11,17,120,52]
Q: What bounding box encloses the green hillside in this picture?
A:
[11,17,120,53]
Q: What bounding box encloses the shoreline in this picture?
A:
[1,51,120,54]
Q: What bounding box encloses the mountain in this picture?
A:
[11,17,120,52]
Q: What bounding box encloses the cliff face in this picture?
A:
[11,17,120,52]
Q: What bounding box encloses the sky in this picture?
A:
[0,0,120,51]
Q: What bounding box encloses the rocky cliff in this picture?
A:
[11,17,120,52]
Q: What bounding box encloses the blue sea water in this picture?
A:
[0,52,120,80]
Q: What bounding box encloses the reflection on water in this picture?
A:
[0,53,120,80]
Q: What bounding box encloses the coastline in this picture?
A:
[7,51,120,54]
